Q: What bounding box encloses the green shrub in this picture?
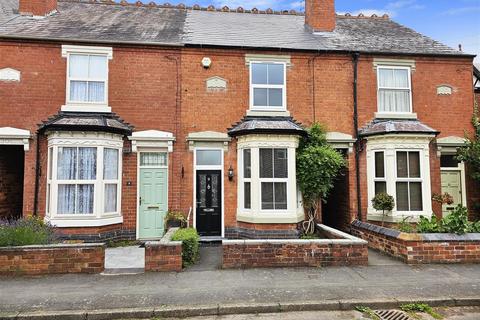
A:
[171,228,199,267]
[0,217,57,247]
[398,216,414,233]
[417,215,442,233]
[441,205,470,235]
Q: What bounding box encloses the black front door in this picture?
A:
[196,170,222,237]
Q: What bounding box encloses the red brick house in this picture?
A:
[0,0,477,241]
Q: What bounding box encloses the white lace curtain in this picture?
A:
[104,148,119,213]
[378,68,410,113]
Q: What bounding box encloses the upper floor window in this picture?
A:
[377,66,412,114]
[61,45,113,113]
[250,62,286,111]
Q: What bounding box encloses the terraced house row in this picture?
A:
[0,0,478,241]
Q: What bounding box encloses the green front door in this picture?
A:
[139,168,167,239]
[441,170,462,217]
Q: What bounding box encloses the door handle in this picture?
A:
[203,208,214,212]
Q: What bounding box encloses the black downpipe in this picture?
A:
[33,132,41,216]
[352,52,362,221]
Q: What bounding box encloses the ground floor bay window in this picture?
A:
[237,134,304,224]
[45,131,123,227]
[366,134,434,222]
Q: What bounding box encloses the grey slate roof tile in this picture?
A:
[228,116,306,137]
[0,0,469,57]
[359,119,439,137]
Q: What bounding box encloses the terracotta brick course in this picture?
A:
[0,243,105,276]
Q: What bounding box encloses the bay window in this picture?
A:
[377,66,412,114]
[396,151,423,211]
[46,131,123,227]
[260,148,288,210]
[250,62,286,111]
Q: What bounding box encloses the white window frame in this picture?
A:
[249,61,287,111]
[394,150,424,213]
[258,148,289,212]
[61,45,113,113]
[373,151,387,195]
[242,148,252,211]
[45,131,123,227]
[237,134,302,224]
[366,134,433,222]
[376,65,413,116]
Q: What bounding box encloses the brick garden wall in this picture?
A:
[222,224,368,268]
[144,228,182,272]
[351,220,480,264]
[0,243,105,276]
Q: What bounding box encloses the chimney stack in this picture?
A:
[19,0,57,17]
[305,0,336,32]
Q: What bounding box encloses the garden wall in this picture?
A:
[145,228,182,272]
[222,224,368,269]
[351,220,480,264]
[0,243,105,275]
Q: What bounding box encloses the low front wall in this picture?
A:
[351,220,480,264]
[145,228,182,272]
[0,243,105,276]
[222,224,368,269]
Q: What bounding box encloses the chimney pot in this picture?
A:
[305,0,336,32]
[19,0,57,16]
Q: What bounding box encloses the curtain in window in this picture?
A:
[58,185,76,214]
[69,54,107,103]
[378,68,410,112]
[104,184,117,213]
[104,148,119,179]
[78,147,97,180]
[57,147,77,180]
[77,184,94,214]
[88,82,105,102]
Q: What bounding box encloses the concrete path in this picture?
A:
[104,246,145,274]
[1,262,479,316]
[187,246,223,272]
[367,248,405,266]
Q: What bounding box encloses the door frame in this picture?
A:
[193,147,224,238]
[136,150,169,240]
[440,160,467,213]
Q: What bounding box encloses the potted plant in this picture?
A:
[165,211,187,229]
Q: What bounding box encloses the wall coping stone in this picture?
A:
[145,228,182,247]
[352,220,480,242]
[0,243,105,251]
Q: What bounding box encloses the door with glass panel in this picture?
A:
[196,170,222,236]
[138,152,168,239]
[440,154,463,217]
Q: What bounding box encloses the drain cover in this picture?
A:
[374,310,412,320]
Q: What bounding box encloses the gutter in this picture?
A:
[352,52,362,221]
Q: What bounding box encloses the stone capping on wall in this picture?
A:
[0,243,106,275]
[144,228,183,272]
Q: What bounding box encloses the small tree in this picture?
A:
[458,101,480,182]
[296,123,346,234]
[372,192,395,227]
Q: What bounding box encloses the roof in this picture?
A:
[0,0,470,57]
[228,116,306,137]
[359,119,439,137]
[38,112,133,135]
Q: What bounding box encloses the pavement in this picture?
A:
[0,249,479,319]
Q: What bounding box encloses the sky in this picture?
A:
[153,0,480,61]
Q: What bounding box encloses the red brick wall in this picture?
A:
[144,229,182,272]
[351,221,480,264]
[19,0,57,16]
[222,239,368,268]
[305,0,336,32]
[0,146,24,219]
[0,243,105,275]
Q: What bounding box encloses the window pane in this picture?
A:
[57,147,77,180]
[394,90,410,112]
[253,88,268,106]
[394,69,409,88]
[375,181,386,195]
[196,150,221,166]
[273,149,288,178]
[69,54,89,78]
[88,81,105,102]
[104,184,117,213]
[375,152,385,178]
[104,148,119,179]
[274,182,287,210]
[261,182,274,210]
[48,148,53,179]
[440,155,459,168]
[397,151,408,178]
[268,88,283,107]
[396,182,409,211]
[70,81,88,102]
[268,64,284,85]
[379,89,410,113]
[408,152,421,178]
[211,174,219,208]
[243,149,251,178]
[252,63,268,84]
[379,68,394,87]
[244,182,251,209]
[78,147,97,180]
[89,55,107,79]
[57,184,76,214]
[140,152,167,166]
[260,149,273,178]
[409,182,423,211]
[77,184,94,214]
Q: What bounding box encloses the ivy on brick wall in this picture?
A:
[458,101,480,182]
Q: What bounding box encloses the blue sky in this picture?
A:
[153,0,480,61]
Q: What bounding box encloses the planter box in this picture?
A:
[0,243,105,276]
[222,224,368,269]
[144,228,182,272]
[351,220,480,264]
